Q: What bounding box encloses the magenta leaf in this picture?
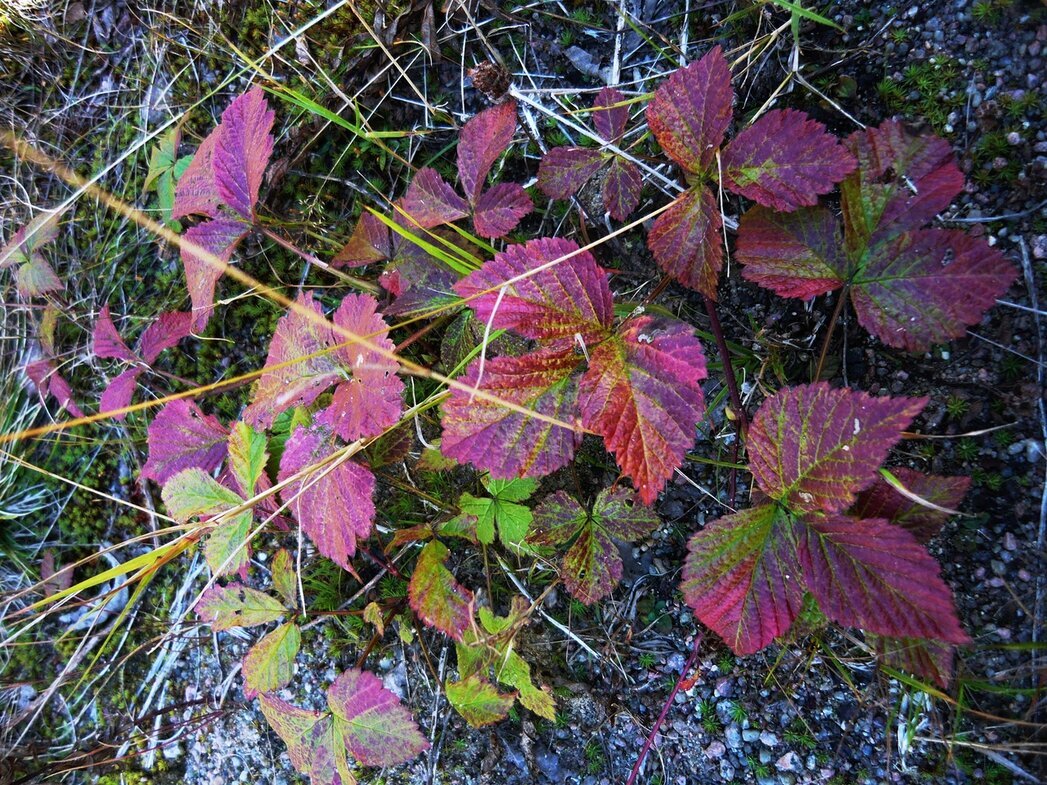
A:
[646,47,733,175]
[529,488,659,605]
[454,237,613,347]
[851,468,970,543]
[25,360,83,418]
[458,100,518,204]
[142,399,229,485]
[682,504,805,655]
[172,133,222,220]
[181,217,249,331]
[326,667,429,766]
[213,86,275,220]
[93,305,136,362]
[408,540,474,640]
[796,513,969,643]
[647,187,724,299]
[747,383,926,514]
[400,168,470,229]
[243,292,339,430]
[473,182,532,238]
[578,315,707,504]
[258,695,349,785]
[737,206,847,300]
[871,635,956,688]
[332,212,392,268]
[592,86,629,142]
[138,311,193,363]
[195,582,286,631]
[721,109,856,211]
[601,158,642,221]
[278,422,375,572]
[99,368,142,419]
[537,147,606,199]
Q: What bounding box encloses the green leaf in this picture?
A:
[445,675,516,727]
[203,511,253,578]
[483,476,537,503]
[228,421,269,497]
[195,582,286,631]
[243,621,301,698]
[271,548,298,608]
[408,541,473,640]
[496,650,556,721]
[161,468,243,522]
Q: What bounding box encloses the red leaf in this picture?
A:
[747,383,926,514]
[647,187,724,298]
[213,86,275,220]
[25,360,83,418]
[682,504,805,655]
[578,315,707,504]
[601,158,642,221]
[99,368,142,420]
[332,212,392,268]
[473,182,533,238]
[737,206,847,300]
[850,229,1017,352]
[278,422,375,572]
[851,468,970,543]
[142,399,229,485]
[181,217,249,331]
[454,237,613,348]
[93,305,136,362]
[796,513,969,643]
[408,540,474,640]
[172,132,221,220]
[41,550,73,598]
[243,292,340,430]
[138,311,193,363]
[458,100,518,204]
[721,109,856,211]
[400,167,470,229]
[537,146,606,199]
[592,86,629,142]
[646,47,733,175]
[440,348,582,479]
[871,635,956,688]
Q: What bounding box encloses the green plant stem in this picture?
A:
[813,286,849,382]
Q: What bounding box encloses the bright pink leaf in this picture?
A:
[142,399,229,485]
[330,293,398,376]
[93,305,136,362]
[737,206,847,300]
[537,147,606,199]
[851,468,970,543]
[243,292,340,430]
[682,504,805,655]
[181,217,249,331]
[172,132,221,220]
[332,212,392,268]
[458,100,518,204]
[796,513,969,643]
[747,383,926,514]
[440,349,582,478]
[721,109,856,211]
[578,315,707,504]
[138,311,193,363]
[408,540,474,640]
[601,158,642,221]
[278,422,375,572]
[99,368,141,419]
[647,187,724,298]
[473,182,533,238]
[213,86,274,220]
[646,47,733,174]
[592,86,629,142]
[400,167,470,229]
[454,237,613,348]
[326,667,430,766]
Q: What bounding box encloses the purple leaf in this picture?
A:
[720,109,857,211]
[646,47,733,175]
[213,86,275,220]
[473,182,533,238]
[440,348,582,479]
[408,540,474,640]
[537,147,606,200]
[454,237,613,348]
[647,187,724,298]
[458,100,518,204]
[142,399,229,485]
[99,368,142,420]
[93,305,136,362]
[592,86,629,142]
[181,217,249,331]
[195,582,285,631]
[578,315,707,504]
[747,383,926,514]
[400,168,470,229]
[601,158,642,221]
[851,468,970,543]
[172,132,221,220]
[278,422,375,572]
[138,311,193,363]
[326,667,430,766]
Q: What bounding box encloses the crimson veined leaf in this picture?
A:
[454,236,613,348]
[747,383,926,514]
[400,167,470,229]
[537,146,606,200]
[578,315,707,504]
[259,695,351,785]
[647,187,724,299]
[473,182,533,239]
[796,513,969,644]
[458,100,519,204]
[243,621,301,698]
[529,487,660,604]
[601,157,642,222]
[681,504,805,655]
[99,368,142,420]
[195,582,286,631]
[278,421,375,573]
[445,675,516,727]
[408,540,473,640]
[326,667,429,766]
[592,86,630,142]
[851,467,970,544]
[143,399,229,485]
[138,311,193,364]
[173,133,221,220]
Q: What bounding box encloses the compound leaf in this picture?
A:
[473,182,532,238]
[213,86,275,220]
[181,217,249,331]
[92,305,136,362]
[327,667,429,766]
[408,540,473,640]
[647,187,724,298]
[537,146,606,200]
[400,167,469,229]
[15,255,62,297]
[172,132,221,220]
[851,468,970,543]
[258,695,350,785]
[195,582,285,631]
[747,383,926,514]
[458,100,518,204]
[143,399,229,485]
[445,675,516,727]
[243,621,301,698]
[578,315,707,504]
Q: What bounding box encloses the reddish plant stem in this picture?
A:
[813,286,849,382]
[704,296,747,505]
[625,633,704,785]
[258,226,380,294]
